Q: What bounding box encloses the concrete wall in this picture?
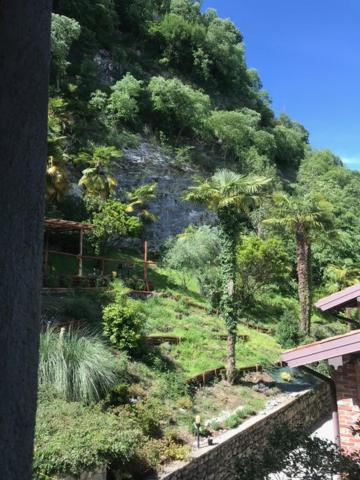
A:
[160,382,331,480]
[334,356,360,453]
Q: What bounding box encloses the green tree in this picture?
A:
[273,114,309,169]
[184,169,271,382]
[148,76,211,139]
[51,13,80,87]
[164,225,221,286]
[78,145,121,200]
[107,73,143,126]
[90,199,141,253]
[236,234,290,304]
[46,98,70,202]
[125,182,158,225]
[264,192,333,333]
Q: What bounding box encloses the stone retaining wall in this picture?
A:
[160,381,332,480]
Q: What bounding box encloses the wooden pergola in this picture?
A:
[44,218,94,277]
[43,218,152,290]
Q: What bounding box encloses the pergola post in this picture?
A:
[78,228,84,277]
[44,230,49,276]
[144,240,149,292]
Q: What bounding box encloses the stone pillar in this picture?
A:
[333,356,360,454]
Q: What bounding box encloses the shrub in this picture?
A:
[39,328,120,403]
[105,383,130,407]
[34,395,142,479]
[276,311,304,348]
[102,281,145,352]
[107,73,143,125]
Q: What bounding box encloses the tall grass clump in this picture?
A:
[39,328,120,403]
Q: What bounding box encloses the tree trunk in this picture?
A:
[296,224,311,334]
[218,210,238,384]
[0,2,51,478]
[227,330,237,384]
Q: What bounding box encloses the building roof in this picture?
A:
[315,283,360,312]
[282,329,360,367]
[44,218,94,232]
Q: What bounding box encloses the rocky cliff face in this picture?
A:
[116,141,214,250]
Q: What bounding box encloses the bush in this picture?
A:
[148,76,210,138]
[105,383,130,407]
[34,394,142,479]
[276,311,303,348]
[39,328,120,403]
[102,281,145,352]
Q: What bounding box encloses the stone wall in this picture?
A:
[160,382,332,480]
[334,356,360,454]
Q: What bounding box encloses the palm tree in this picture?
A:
[46,100,69,202]
[184,169,271,383]
[125,182,158,224]
[264,192,333,334]
[78,145,121,200]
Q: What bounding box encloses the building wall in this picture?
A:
[159,382,331,480]
[334,356,360,453]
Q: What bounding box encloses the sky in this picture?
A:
[202,0,360,170]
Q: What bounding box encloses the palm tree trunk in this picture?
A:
[296,224,311,334]
[218,210,238,384]
[0,1,51,477]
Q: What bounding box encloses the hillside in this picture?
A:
[33,1,360,478]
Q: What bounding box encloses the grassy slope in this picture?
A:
[47,249,281,376]
[142,263,281,377]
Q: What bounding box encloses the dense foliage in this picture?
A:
[34,390,141,478]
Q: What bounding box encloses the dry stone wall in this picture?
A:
[160,381,332,480]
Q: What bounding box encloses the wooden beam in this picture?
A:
[78,228,83,277]
[144,240,149,292]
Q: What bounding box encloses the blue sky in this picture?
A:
[202,0,360,170]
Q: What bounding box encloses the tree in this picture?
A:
[51,13,80,87]
[264,192,333,333]
[148,75,211,139]
[90,199,141,253]
[46,98,70,202]
[78,145,121,200]
[236,234,290,304]
[184,170,271,383]
[164,225,221,286]
[107,73,143,126]
[0,1,51,478]
[125,182,158,225]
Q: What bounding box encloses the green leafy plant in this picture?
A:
[102,281,145,352]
